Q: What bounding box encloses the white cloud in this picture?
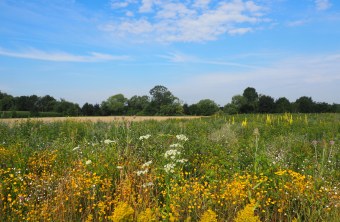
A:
[0,47,130,62]
[139,0,155,13]
[104,0,266,42]
[286,19,308,27]
[111,0,136,9]
[193,0,211,9]
[160,51,259,69]
[315,0,331,11]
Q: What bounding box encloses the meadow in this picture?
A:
[0,113,339,221]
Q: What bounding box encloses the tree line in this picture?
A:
[0,86,339,118]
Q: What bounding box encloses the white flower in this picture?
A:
[164,149,181,159]
[73,146,80,151]
[136,169,148,176]
[142,182,154,188]
[176,159,188,164]
[85,160,92,165]
[164,163,176,173]
[142,160,152,168]
[176,134,188,141]
[117,166,124,169]
[104,139,115,144]
[139,134,151,140]
[169,143,183,148]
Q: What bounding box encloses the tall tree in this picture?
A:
[36,95,57,112]
[258,95,275,113]
[101,94,127,115]
[295,96,315,113]
[127,95,150,115]
[242,87,258,113]
[149,85,179,115]
[275,97,291,113]
[195,99,220,116]
[81,103,95,116]
[224,95,247,114]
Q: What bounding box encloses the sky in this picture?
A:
[0,0,339,106]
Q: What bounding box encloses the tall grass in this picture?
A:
[0,113,339,221]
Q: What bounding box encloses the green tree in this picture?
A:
[258,95,275,113]
[149,85,180,115]
[101,94,127,115]
[81,103,95,116]
[54,99,81,116]
[275,97,291,113]
[242,87,258,113]
[127,95,150,115]
[195,99,220,116]
[0,92,14,111]
[36,95,57,112]
[294,96,315,113]
[224,95,247,114]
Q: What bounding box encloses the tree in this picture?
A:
[258,95,275,113]
[101,94,127,115]
[295,96,315,113]
[159,103,184,116]
[0,92,14,111]
[127,95,150,115]
[36,95,57,112]
[150,85,176,106]
[149,85,180,115]
[54,99,81,116]
[314,102,333,113]
[275,97,291,113]
[242,87,258,113]
[81,103,95,116]
[226,95,247,114]
[195,99,220,116]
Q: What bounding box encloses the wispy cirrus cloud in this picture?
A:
[102,0,267,42]
[159,52,260,69]
[0,47,130,62]
[172,53,340,104]
[315,0,332,11]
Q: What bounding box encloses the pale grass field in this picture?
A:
[0,116,202,124]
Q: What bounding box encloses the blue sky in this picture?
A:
[0,0,339,106]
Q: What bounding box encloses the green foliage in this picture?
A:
[0,113,339,221]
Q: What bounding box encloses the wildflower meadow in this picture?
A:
[0,113,339,221]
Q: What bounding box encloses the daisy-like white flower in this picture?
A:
[136,169,148,176]
[142,182,154,188]
[139,134,151,140]
[142,160,152,168]
[104,139,115,144]
[176,134,188,141]
[85,160,92,165]
[176,159,188,163]
[164,163,176,173]
[164,149,181,159]
[169,143,183,148]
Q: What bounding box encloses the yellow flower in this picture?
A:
[137,208,157,222]
[108,202,134,222]
[200,209,218,222]
[234,200,261,222]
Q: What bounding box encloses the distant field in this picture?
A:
[0,115,202,124]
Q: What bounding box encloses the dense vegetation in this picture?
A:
[0,114,339,221]
[1,86,339,118]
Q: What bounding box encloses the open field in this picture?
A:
[0,116,203,124]
[0,113,339,221]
